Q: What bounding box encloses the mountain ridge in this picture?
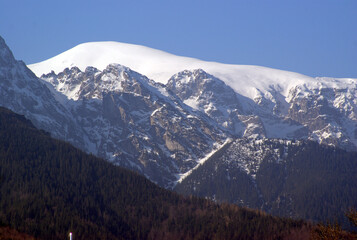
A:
[28,40,357,150]
[28,41,320,101]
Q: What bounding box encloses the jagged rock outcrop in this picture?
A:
[167,69,357,151]
[41,64,227,187]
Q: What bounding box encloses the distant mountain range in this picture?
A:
[1,35,356,225]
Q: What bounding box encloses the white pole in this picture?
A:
[69,232,73,240]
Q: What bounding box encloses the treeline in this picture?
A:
[276,141,357,226]
[0,107,309,239]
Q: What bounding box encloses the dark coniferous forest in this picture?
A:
[0,107,311,240]
[175,138,357,228]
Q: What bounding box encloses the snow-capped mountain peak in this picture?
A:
[28,41,318,102]
[29,40,357,150]
[2,34,357,190]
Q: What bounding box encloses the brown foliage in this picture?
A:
[310,209,357,240]
[0,226,36,240]
[310,223,356,240]
[346,208,357,227]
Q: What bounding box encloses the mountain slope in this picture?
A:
[175,138,357,227]
[0,36,88,151]
[40,64,227,187]
[0,107,310,240]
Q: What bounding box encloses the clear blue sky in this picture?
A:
[1,0,356,78]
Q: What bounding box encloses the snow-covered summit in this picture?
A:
[27,40,357,151]
[28,41,318,101]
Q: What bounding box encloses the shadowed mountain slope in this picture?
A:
[0,107,310,240]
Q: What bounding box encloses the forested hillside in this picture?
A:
[0,107,310,240]
[175,138,357,228]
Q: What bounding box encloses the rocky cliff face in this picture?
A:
[41,64,227,187]
[167,69,357,151]
[286,82,357,150]
[167,69,246,136]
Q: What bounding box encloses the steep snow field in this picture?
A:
[28,41,321,100]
